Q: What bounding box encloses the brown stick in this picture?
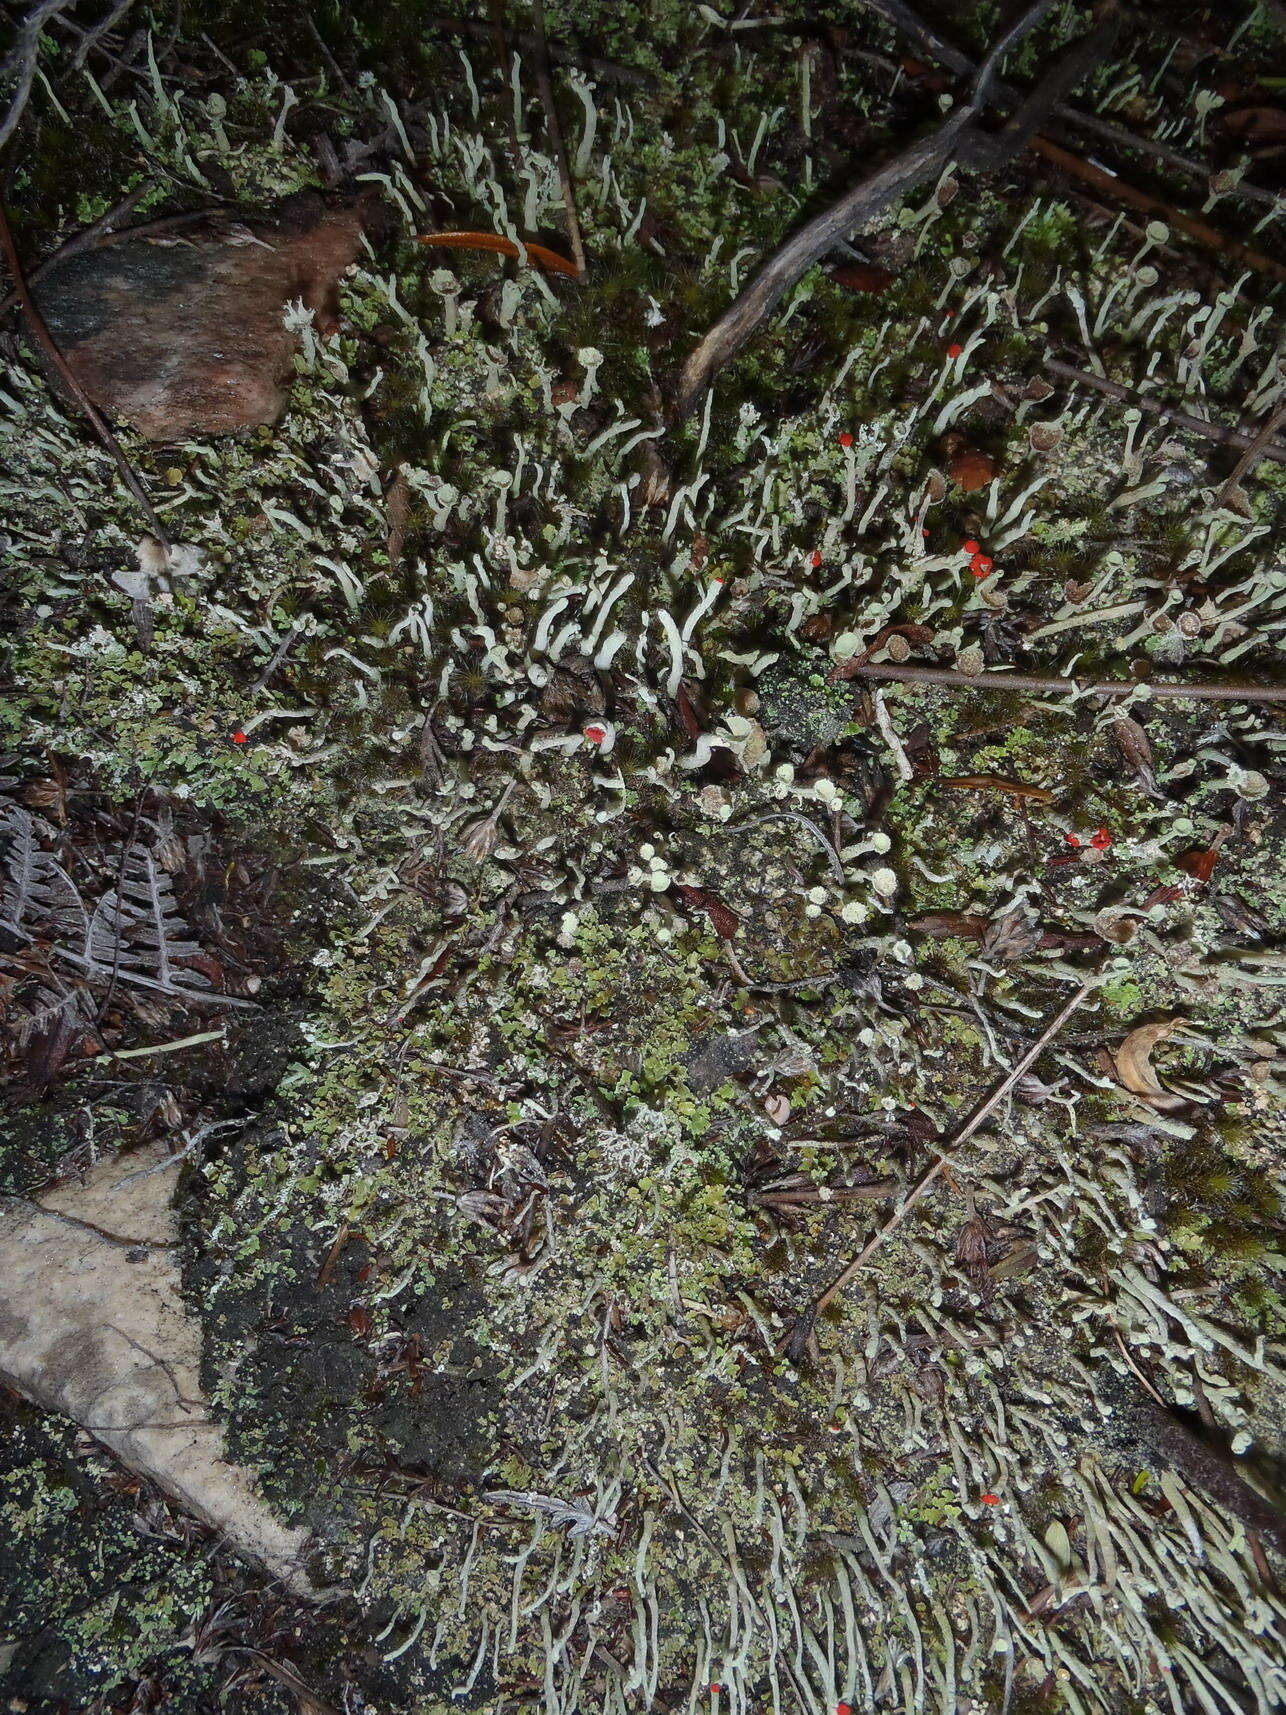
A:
[1044,357,1286,464]
[0,200,167,544]
[1217,396,1286,507]
[1124,1375,1286,1558]
[0,0,79,150]
[860,0,1279,211]
[1061,107,1280,214]
[530,0,586,278]
[812,981,1093,1315]
[677,4,1113,414]
[678,105,975,413]
[1029,135,1286,287]
[0,181,157,318]
[840,662,1286,706]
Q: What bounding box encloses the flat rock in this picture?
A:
[32,193,365,440]
[0,1144,322,1595]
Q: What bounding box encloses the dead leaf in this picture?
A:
[1176,847,1220,885]
[948,449,996,491]
[1113,1020,1190,1111]
[954,1214,990,1279]
[832,262,895,295]
[1223,106,1286,144]
[674,684,704,742]
[418,230,580,277]
[1112,715,1159,797]
[982,910,1042,962]
[909,912,988,940]
[676,883,739,940]
[637,440,672,509]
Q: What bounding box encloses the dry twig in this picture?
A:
[861,0,1281,214]
[1030,135,1286,286]
[839,662,1286,706]
[0,181,156,318]
[1045,357,1286,465]
[809,979,1093,1316]
[677,4,1115,412]
[1216,395,1286,507]
[0,0,78,149]
[529,0,586,277]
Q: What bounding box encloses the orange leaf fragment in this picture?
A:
[1176,847,1219,884]
[417,230,580,277]
[832,262,895,295]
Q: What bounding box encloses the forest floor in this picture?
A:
[2,2,1286,1712]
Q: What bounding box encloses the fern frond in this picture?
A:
[86,843,210,997]
[0,802,88,940]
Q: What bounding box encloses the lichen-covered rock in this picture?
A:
[32,194,364,439]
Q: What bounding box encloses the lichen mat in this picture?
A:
[1,2,1284,1713]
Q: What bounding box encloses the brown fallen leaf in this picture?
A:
[417,230,580,277]
[982,910,1042,962]
[909,912,989,940]
[948,449,997,491]
[676,883,739,940]
[832,262,895,294]
[1176,847,1220,885]
[1113,714,1159,797]
[674,683,704,742]
[1113,1019,1190,1111]
[1176,824,1230,887]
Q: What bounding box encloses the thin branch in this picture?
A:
[65,0,133,70]
[0,0,77,151]
[859,0,1283,217]
[837,662,1286,706]
[965,8,1120,169]
[968,0,1060,108]
[1217,395,1286,506]
[0,199,168,544]
[677,5,1115,413]
[677,104,975,414]
[1030,134,1286,286]
[530,0,586,277]
[811,980,1093,1314]
[247,621,306,697]
[1061,106,1281,214]
[0,180,155,318]
[856,0,973,78]
[1045,357,1286,464]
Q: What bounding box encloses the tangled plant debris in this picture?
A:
[1,1,1285,1712]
